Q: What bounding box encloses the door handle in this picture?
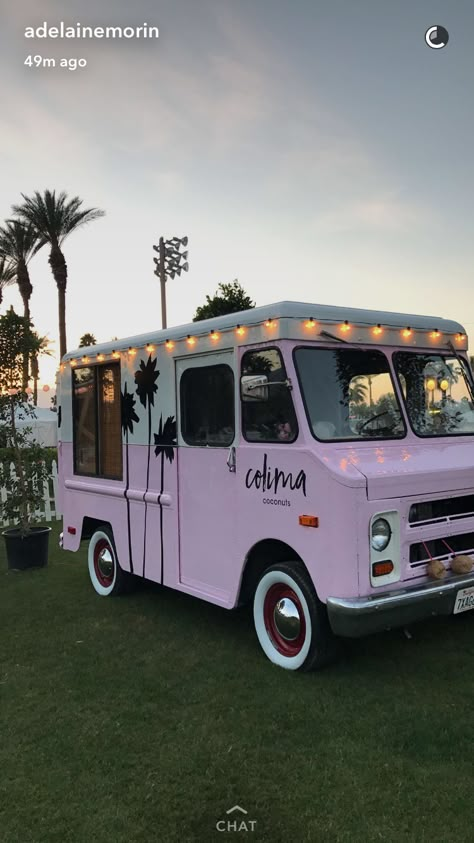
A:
[227,445,236,473]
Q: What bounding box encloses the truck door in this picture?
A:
[176,351,238,604]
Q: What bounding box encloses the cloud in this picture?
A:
[311,193,437,235]
[2,0,387,205]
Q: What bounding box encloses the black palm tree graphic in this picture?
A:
[154,416,177,583]
[122,382,140,434]
[134,355,160,576]
[154,415,177,464]
[121,383,140,574]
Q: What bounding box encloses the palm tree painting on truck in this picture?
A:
[12,190,105,358]
[121,383,140,574]
[154,415,177,581]
[134,355,160,576]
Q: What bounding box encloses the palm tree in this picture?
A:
[12,190,105,359]
[0,255,15,308]
[446,362,460,398]
[349,376,368,406]
[0,221,40,389]
[79,333,97,347]
[0,221,39,321]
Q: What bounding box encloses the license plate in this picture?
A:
[453,587,474,615]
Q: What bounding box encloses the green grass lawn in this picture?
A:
[2,522,474,842]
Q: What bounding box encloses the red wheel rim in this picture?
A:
[93,538,115,587]
[263,583,306,656]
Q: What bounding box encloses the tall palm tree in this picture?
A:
[12,190,105,359]
[0,255,15,308]
[0,221,39,321]
[0,221,40,389]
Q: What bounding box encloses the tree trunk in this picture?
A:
[31,353,39,405]
[10,397,29,533]
[17,260,33,392]
[49,244,68,359]
[20,296,30,392]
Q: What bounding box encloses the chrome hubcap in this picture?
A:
[273,597,301,641]
[97,547,114,580]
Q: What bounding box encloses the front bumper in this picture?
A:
[327,573,474,637]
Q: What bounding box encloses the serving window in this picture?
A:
[72,363,122,478]
[241,348,298,442]
[180,364,235,446]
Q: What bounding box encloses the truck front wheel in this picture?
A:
[253,562,339,670]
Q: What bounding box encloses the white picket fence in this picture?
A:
[0,460,61,527]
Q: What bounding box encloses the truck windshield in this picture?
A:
[394,352,474,437]
[294,347,405,441]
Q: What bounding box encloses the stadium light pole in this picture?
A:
[153,236,189,329]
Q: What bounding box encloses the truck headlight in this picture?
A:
[371,518,391,552]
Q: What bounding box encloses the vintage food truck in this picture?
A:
[57,301,474,670]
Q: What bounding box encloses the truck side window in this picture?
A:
[241,348,298,443]
[72,363,122,478]
[180,364,234,446]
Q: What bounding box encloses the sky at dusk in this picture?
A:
[1,0,473,405]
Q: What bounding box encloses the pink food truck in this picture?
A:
[57,301,474,670]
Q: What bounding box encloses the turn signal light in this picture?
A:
[372,560,394,577]
[299,515,319,528]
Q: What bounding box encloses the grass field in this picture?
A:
[2,522,474,842]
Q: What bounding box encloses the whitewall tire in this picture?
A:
[88,528,130,597]
[253,562,338,671]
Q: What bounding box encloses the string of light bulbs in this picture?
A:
[60,317,468,370]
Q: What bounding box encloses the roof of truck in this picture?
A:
[63,300,467,360]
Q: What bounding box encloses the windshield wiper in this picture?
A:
[447,340,474,405]
[319,330,348,344]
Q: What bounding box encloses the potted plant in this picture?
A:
[0,307,51,569]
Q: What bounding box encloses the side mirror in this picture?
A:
[241,375,269,402]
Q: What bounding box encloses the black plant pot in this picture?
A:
[2,526,51,571]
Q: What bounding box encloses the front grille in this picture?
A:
[410,531,474,567]
[409,494,474,528]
